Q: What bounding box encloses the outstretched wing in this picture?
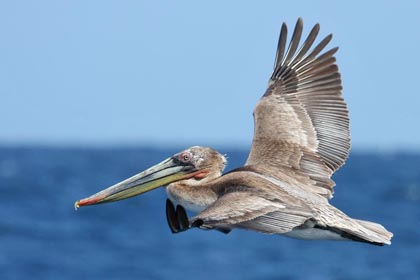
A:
[246,18,350,199]
[191,191,313,234]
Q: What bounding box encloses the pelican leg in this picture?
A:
[190,218,231,234]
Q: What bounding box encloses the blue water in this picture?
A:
[0,146,419,279]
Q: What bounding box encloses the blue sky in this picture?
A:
[1,1,419,151]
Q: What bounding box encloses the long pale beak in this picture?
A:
[74,157,200,209]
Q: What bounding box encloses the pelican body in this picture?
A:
[75,19,393,246]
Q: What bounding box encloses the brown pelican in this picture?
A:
[75,18,393,246]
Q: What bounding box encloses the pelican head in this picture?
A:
[75,146,226,208]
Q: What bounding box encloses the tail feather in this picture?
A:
[352,219,393,245]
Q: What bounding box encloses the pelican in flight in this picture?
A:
[75,18,393,246]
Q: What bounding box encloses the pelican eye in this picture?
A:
[180,152,192,163]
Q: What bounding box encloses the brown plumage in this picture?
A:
[75,18,393,246]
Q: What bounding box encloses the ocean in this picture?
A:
[0,146,419,279]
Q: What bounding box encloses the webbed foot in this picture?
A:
[166,199,191,233]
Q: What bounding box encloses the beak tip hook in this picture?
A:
[74,201,80,210]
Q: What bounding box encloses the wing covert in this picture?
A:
[191,191,313,234]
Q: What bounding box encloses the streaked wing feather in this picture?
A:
[281,18,303,66]
[290,23,319,65]
[237,208,311,234]
[247,18,350,199]
[192,192,312,234]
[273,23,288,70]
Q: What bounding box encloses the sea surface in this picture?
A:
[0,146,419,280]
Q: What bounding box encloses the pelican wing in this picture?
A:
[192,191,313,234]
[246,18,350,199]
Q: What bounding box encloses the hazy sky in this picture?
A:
[1,1,419,150]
